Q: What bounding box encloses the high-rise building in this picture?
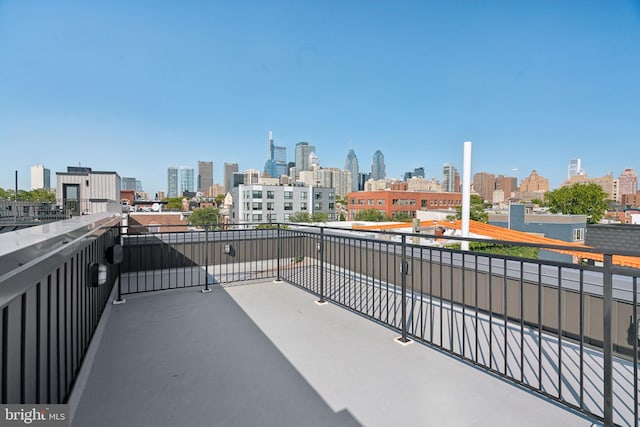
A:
[179,166,195,195]
[617,168,638,203]
[568,159,584,179]
[413,167,425,179]
[495,175,517,199]
[344,149,359,192]
[473,172,496,202]
[224,163,239,193]
[30,165,51,190]
[167,167,178,198]
[122,177,137,191]
[198,161,213,193]
[442,164,460,193]
[371,150,386,181]
[264,131,288,179]
[295,142,316,175]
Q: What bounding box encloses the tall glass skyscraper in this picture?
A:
[568,159,584,179]
[167,167,178,198]
[295,142,316,175]
[344,149,359,192]
[224,163,239,193]
[371,149,386,180]
[264,131,288,178]
[442,164,459,193]
[179,166,195,195]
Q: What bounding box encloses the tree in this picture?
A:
[214,194,225,206]
[530,198,544,207]
[447,194,489,223]
[545,183,608,224]
[310,212,328,223]
[164,197,183,210]
[354,209,386,222]
[188,207,220,228]
[288,212,312,222]
[391,212,413,222]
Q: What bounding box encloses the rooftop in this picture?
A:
[71,279,594,427]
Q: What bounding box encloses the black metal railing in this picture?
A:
[117,222,639,427]
[0,217,121,404]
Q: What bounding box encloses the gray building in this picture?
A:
[30,164,51,190]
[122,177,137,191]
[344,149,359,192]
[224,163,239,194]
[295,142,316,176]
[232,184,336,224]
[371,149,386,181]
[489,204,587,263]
[198,161,213,192]
[56,166,121,215]
[179,166,195,195]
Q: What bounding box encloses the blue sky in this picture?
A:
[1,0,639,195]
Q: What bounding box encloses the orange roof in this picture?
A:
[353,220,640,269]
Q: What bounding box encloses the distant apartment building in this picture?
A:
[224,163,239,194]
[232,184,336,223]
[344,149,360,192]
[473,172,495,202]
[495,175,517,199]
[347,190,462,220]
[197,161,213,193]
[617,168,638,203]
[56,166,121,215]
[442,164,460,192]
[122,177,137,191]
[517,170,549,201]
[562,173,616,200]
[167,167,179,198]
[30,164,51,190]
[622,191,640,208]
[371,149,386,180]
[406,176,443,192]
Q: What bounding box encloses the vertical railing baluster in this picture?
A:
[318,227,325,304]
[602,253,613,427]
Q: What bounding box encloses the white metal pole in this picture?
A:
[461,141,472,251]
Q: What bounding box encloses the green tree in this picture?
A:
[530,198,544,207]
[391,212,413,222]
[310,212,328,223]
[447,194,489,223]
[354,209,387,222]
[0,188,15,200]
[545,183,608,224]
[164,197,183,210]
[188,207,220,228]
[288,212,312,222]
[214,194,225,206]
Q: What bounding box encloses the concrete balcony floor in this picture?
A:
[70,279,597,427]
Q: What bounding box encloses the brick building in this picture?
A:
[347,190,462,220]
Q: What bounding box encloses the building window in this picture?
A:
[328,192,335,200]
[252,214,262,221]
[267,202,274,211]
[421,200,427,208]
[367,199,374,205]
[301,191,307,199]
[284,202,293,210]
[315,192,323,200]
[252,190,262,198]
[284,191,293,199]
[267,191,275,199]
[252,202,262,210]
[350,198,355,204]
[328,202,334,209]
[573,228,585,241]
[378,199,385,205]
[284,213,290,221]
[358,200,365,205]
[315,202,322,210]
[301,202,307,211]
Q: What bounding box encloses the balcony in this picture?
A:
[1,219,639,426]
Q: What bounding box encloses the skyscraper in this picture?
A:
[264,131,288,178]
[568,159,584,179]
[224,163,239,193]
[30,164,50,190]
[198,161,213,193]
[167,167,178,198]
[371,149,386,181]
[179,166,195,195]
[295,142,316,175]
[122,177,137,191]
[344,149,359,192]
[442,164,460,193]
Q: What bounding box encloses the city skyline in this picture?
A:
[1,1,639,195]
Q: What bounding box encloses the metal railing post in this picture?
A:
[603,253,613,427]
[201,225,212,293]
[317,227,326,304]
[275,223,282,282]
[113,224,126,304]
[396,234,411,344]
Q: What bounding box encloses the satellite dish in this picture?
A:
[152,203,160,212]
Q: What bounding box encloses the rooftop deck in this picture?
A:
[71,279,594,427]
